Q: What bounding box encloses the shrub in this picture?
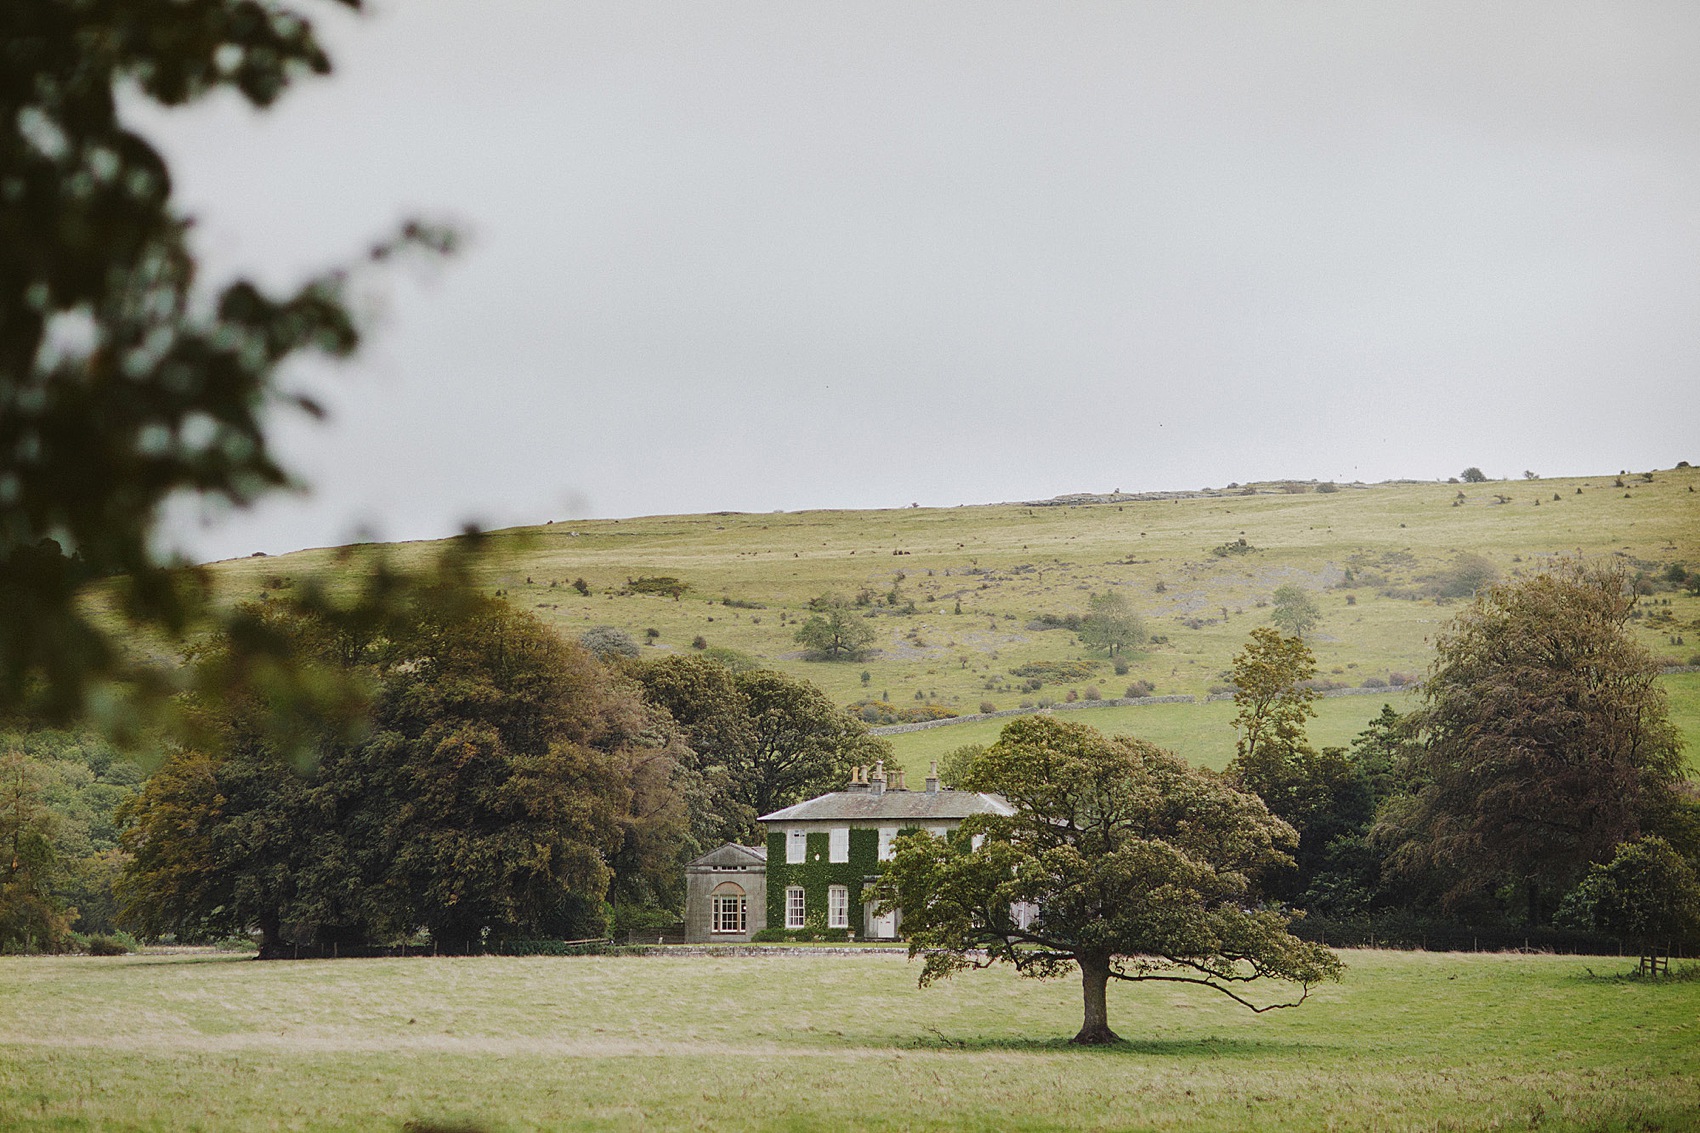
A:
[579,625,640,659]
[1316,482,1339,493]
[1360,676,1387,688]
[1083,686,1101,700]
[1388,671,1414,687]
[571,578,591,596]
[1124,680,1155,698]
[751,928,789,943]
[85,934,132,956]
[1009,660,1099,683]
[979,701,997,714]
[1113,659,1129,675]
[624,576,689,599]
[1065,689,1079,702]
[1211,538,1257,557]
[690,635,708,650]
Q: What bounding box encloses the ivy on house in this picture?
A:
[765,829,883,934]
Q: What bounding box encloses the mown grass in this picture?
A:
[205,468,1700,749]
[2,949,1696,1131]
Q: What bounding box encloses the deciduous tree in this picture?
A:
[1078,590,1146,656]
[1380,563,1686,921]
[872,716,1341,1044]
[793,595,876,661]
[1269,585,1321,638]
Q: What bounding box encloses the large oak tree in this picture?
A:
[872,716,1342,1044]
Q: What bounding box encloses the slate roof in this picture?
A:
[686,843,768,868]
[759,789,1014,824]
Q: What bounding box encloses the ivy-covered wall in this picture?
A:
[765,828,881,933]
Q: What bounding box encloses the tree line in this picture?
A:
[3,584,885,954]
[1219,562,1698,960]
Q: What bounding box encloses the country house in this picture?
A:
[683,761,1014,943]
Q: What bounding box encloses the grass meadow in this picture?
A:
[2,949,1697,1132]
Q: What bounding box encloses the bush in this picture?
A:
[1316,482,1339,493]
[1211,538,1257,557]
[1360,676,1387,688]
[624,576,689,599]
[751,928,790,943]
[85,934,132,956]
[1113,659,1129,675]
[1124,680,1155,698]
[1083,686,1101,700]
[690,635,708,650]
[1388,671,1414,687]
[1009,660,1099,683]
[579,625,640,659]
[979,701,997,714]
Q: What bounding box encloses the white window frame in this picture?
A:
[710,888,747,935]
[878,826,898,861]
[828,827,849,863]
[786,885,806,929]
[828,885,849,929]
[786,829,807,864]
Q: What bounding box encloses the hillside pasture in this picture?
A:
[1,950,1695,1131]
[203,468,1700,720]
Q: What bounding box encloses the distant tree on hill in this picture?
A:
[872,716,1342,1045]
[1460,467,1489,483]
[1269,585,1321,638]
[794,595,876,661]
[1078,590,1146,656]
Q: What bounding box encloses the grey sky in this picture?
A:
[143,2,1700,561]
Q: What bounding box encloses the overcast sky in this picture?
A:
[141,1,1700,561]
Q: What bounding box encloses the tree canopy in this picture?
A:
[116,592,691,952]
[1558,836,1700,969]
[1380,562,1686,920]
[630,655,888,844]
[872,716,1342,1044]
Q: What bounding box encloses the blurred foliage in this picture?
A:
[1,1,453,730]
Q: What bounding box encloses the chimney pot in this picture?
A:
[925,760,939,793]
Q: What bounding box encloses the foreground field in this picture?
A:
[3,950,1696,1132]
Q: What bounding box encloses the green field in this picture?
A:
[204,468,1700,768]
[884,690,1421,772]
[2,949,1696,1131]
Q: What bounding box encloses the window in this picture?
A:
[786,885,806,928]
[928,826,949,840]
[827,885,849,928]
[971,833,985,851]
[786,830,806,864]
[828,827,849,863]
[710,883,746,935]
[877,826,898,861]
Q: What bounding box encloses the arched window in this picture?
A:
[711,882,747,935]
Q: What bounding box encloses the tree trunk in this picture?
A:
[1072,952,1121,1045]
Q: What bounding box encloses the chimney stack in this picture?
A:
[925,761,939,793]
[870,760,886,797]
[847,765,869,791]
[894,767,907,791]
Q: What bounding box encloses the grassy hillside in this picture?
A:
[206,466,1700,771]
[2,949,1696,1131]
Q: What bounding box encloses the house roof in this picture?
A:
[759,788,1014,824]
[686,842,768,869]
